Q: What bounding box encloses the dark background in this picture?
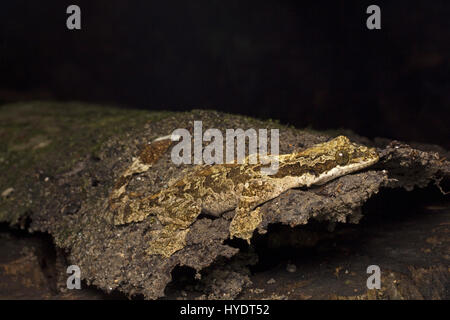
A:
[1,0,449,147]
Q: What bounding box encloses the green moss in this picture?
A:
[0,101,172,224]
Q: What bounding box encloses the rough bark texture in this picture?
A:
[0,102,448,299]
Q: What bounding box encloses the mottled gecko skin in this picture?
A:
[110,135,379,258]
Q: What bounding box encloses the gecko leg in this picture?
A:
[229,180,279,242]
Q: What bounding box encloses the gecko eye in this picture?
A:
[335,150,349,166]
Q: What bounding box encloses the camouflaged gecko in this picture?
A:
[109,135,379,258]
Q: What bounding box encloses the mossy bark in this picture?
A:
[0,101,448,299]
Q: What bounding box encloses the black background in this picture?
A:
[1,299,438,318]
[1,0,449,148]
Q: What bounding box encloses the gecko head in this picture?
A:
[269,136,379,184]
[279,135,380,184]
[305,135,379,181]
[328,135,379,170]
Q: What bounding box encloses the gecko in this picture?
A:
[109,135,379,258]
